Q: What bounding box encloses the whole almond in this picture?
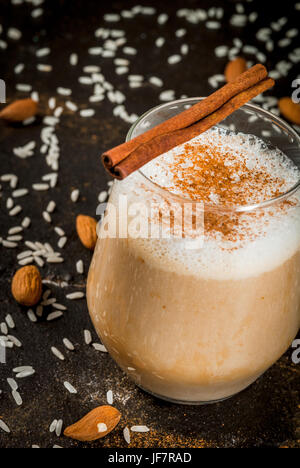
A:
[11,265,42,306]
[76,215,98,250]
[278,97,300,125]
[225,57,247,83]
[0,98,38,122]
[64,405,121,442]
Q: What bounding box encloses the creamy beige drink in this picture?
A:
[87,119,300,403]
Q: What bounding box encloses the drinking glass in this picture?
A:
[87,98,300,404]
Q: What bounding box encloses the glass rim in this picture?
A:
[126,97,300,214]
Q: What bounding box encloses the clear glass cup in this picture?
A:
[87,98,300,404]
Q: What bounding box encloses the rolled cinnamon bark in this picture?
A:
[101,64,274,180]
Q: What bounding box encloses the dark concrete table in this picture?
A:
[0,0,299,448]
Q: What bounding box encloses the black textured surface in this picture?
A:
[0,0,299,449]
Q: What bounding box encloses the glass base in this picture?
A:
[136,383,236,406]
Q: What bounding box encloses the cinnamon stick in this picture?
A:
[102,64,274,180]
[115,78,274,180]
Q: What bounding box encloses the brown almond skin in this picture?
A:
[11,265,42,307]
[278,97,300,125]
[64,405,121,442]
[76,215,98,250]
[225,57,247,83]
[0,98,38,122]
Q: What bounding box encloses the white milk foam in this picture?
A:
[142,127,300,205]
[111,128,300,280]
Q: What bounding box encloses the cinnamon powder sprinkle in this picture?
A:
[167,141,285,206]
[143,128,300,243]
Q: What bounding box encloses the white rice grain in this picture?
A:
[6,198,14,210]
[31,8,43,18]
[88,47,102,55]
[159,90,175,101]
[84,330,92,345]
[57,87,72,96]
[48,97,56,109]
[16,83,32,93]
[32,183,49,191]
[7,235,22,242]
[8,226,22,235]
[2,240,18,248]
[54,226,65,236]
[98,190,107,203]
[58,237,67,249]
[155,37,166,47]
[43,211,52,223]
[0,419,10,433]
[104,13,120,22]
[63,338,74,351]
[12,390,22,406]
[8,27,22,40]
[66,101,78,112]
[5,315,15,329]
[53,303,67,311]
[206,21,221,30]
[7,378,18,391]
[66,292,85,300]
[131,425,150,432]
[47,256,64,264]
[22,217,31,228]
[92,343,107,353]
[168,54,181,65]
[16,369,35,378]
[23,116,36,126]
[157,13,168,25]
[34,256,44,268]
[106,390,113,405]
[116,66,128,75]
[123,46,137,55]
[69,53,78,66]
[13,366,34,373]
[19,257,34,266]
[14,63,25,74]
[37,64,52,72]
[64,381,77,394]
[1,322,8,335]
[41,298,57,306]
[79,76,93,85]
[70,189,80,202]
[123,426,130,444]
[27,309,37,322]
[149,76,163,87]
[49,419,57,433]
[46,201,56,213]
[76,260,84,274]
[215,45,228,57]
[36,47,50,57]
[8,335,22,347]
[55,419,63,436]
[51,347,65,361]
[54,106,63,118]
[47,311,63,321]
[80,109,95,117]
